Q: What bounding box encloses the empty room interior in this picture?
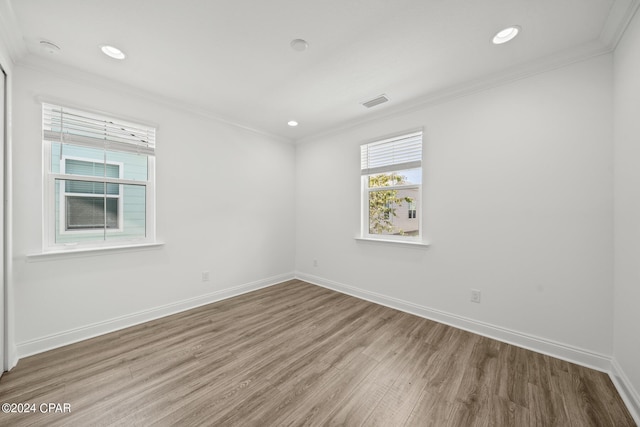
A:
[1,0,640,425]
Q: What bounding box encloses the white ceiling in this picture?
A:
[1,0,638,141]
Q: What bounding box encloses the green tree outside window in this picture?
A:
[368,173,413,235]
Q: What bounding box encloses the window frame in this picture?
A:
[42,102,157,252]
[360,130,424,244]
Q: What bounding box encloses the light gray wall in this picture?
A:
[11,64,296,353]
[613,6,640,415]
[296,55,614,358]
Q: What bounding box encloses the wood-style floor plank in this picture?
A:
[0,279,635,426]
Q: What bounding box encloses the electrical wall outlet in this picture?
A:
[313,259,318,267]
[202,271,210,282]
[470,289,481,303]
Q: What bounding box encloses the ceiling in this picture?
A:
[1,0,638,141]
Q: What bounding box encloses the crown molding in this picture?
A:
[16,55,294,145]
[3,0,638,145]
[0,0,27,64]
[297,0,640,144]
[297,39,614,145]
[599,0,640,50]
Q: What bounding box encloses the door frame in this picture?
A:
[1,62,6,375]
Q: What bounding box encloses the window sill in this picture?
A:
[27,242,165,261]
[355,237,430,248]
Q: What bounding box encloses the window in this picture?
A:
[408,201,417,219]
[43,103,156,250]
[361,130,422,242]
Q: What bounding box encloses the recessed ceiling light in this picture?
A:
[287,120,299,127]
[492,26,520,45]
[39,40,61,54]
[100,45,126,60]
[290,39,309,52]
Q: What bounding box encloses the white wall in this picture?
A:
[296,55,615,363]
[11,64,295,355]
[613,7,640,418]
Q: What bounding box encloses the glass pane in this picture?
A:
[106,184,146,242]
[65,181,120,195]
[50,142,148,182]
[54,179,146,244]
[367,168,421,188]
[368,187,420,236]
[105,150,148,181]
[65,159,119,178]
[66,197,118,230]
[50,142,106,174]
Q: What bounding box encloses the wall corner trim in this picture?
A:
[294,272,613,373]
[16,272,295,359]
[610,358,640,425]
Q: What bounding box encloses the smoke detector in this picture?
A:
[39,40,61,54]
[290,39,309,52]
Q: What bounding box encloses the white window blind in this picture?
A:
[361,131,422,175]
[43,103,156,156]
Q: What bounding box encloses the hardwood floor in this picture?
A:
[0,280,635,426]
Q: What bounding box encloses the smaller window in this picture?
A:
[66,196,118,230]
[408,201,417,219]
[60,158,123,233]
[383,202,392,220]
[361,130,423,242]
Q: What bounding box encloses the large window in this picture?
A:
[361,130,423,242]
[43,103,156,250]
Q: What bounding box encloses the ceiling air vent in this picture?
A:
[361,94,389,109]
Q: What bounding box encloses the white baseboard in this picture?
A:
[295,273,640,421]
[610,358,640,425]
[7,343,18,371]
[295,272,612,373]
[13,271,639,422]
[17,272,295,359]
